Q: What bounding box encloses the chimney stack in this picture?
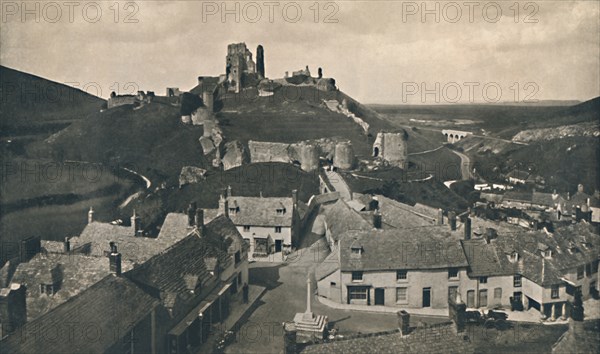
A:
[373,210,382,229]
[63,237,70,253]
[108,242,121,276]
[0,283,27,335]
[437,208,443,225]
[195,209,205,236]
[291,189,298,207]
[397,310,410,336]
[131,209,141,236]
[187,202,197,226]
[88,207,94,224]
[227,185,232,198]
[448,211,457,231]
[219,194,229,218]
[464,217,471,240]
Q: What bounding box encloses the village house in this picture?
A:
[208,187,300,257]
[316,226,469,308]
[461,223,600,320]
[0,211,250,353]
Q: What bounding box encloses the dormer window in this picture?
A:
[542,249,553,259]
[276,208,286,215]
[40,283,55,296]
[508,251,519,263]
[229,207,239,214]
[351,247,362,257]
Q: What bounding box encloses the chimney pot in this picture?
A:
[449,211,457,231]
[464,217,471,240]
[373,210,382,229]
[108,242,121,276]
[64,237,70,253]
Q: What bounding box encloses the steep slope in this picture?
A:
[31,102,208,184]
[217,85,437,157]
[0,66,105,136]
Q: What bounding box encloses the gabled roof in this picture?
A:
[301,323,474,354]
[372,195,437,228]
[339,227,468,271]
[321,199,372,242]
[10,253,133,321]
[464,223,600,286]
[226,196,294,227]
[316,251,339,281]
[71,214,191,264]
[1,275,158,354]
[125,216,236,301]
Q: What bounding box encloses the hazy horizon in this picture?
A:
[1,1,599,104]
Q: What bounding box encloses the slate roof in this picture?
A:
[301,323,474,354]
[226,196,294,227]
[125,216,237,304]
[1,275,159,354]
[321,199,373,242]
[464,223,600,286]
[71,214,191,264]
[10,253,133,321]
[316,251,340,281]
[552,320,600,354]
[372,195,437,228]
[338,227,469,271]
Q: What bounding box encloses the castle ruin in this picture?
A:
[373,131,408,168]
[225,43,261,93]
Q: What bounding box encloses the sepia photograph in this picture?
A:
[0,1,599,353]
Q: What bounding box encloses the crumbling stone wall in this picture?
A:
[222,140,249,170]
[248,141,320,172]
[373,131,408,167]
[248,141,291,164]
[107,95,136,109]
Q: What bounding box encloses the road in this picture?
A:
[324,169,352,200]
[224,238,444,353]
[450,149,473,180]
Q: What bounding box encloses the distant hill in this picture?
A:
[0,66,105,136]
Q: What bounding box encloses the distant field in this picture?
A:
[369,103,583,139]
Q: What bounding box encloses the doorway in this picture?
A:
[275,240,282,252]
[375,288,385,305]
[467,290,475,308]
[423,287,431,307]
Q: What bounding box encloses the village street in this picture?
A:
[224,237,443,353]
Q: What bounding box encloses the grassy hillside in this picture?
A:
[472,136,599,192]
[0,65,105,136]
[30,102,208,184]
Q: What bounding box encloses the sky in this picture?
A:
[1,0,599,104]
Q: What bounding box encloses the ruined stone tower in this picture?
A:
[296,143,319,172]
[373,131,408,168]
[225,43,256,93]
[257,45,265,79]
[333,141,355,170]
